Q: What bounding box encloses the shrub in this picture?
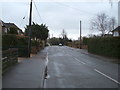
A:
[17,35,28,57]
[88,37,120,58]
[83,37,89,45]
[2,34,29,57]
[7,27,18,34]
[31,40,40,47]
[2,34,17,50]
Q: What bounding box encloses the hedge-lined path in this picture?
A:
[2,48,48,88]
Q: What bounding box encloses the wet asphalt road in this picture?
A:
[44,46,119,88]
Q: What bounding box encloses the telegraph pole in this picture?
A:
[80,20,82,49]
[28,0,32,57]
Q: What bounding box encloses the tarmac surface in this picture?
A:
[2,46,120,88]
[44,46,119,88]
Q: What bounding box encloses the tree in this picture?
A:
[108,17,116,34]
[59,29,69,45]
[60,29,67,39]
[91,13,109,37]
[25,22,49,41]
[39,24,49,40]
[90,13,116,37]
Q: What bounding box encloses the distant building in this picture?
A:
[112,26,120,36]
[1,20,23,35]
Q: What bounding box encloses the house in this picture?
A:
[1,20,23,35]
[112,26,120,37]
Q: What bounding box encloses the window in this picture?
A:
[113,31,119,36]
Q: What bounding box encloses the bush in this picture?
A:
[83,37,89,45]
[17,36,28,57]
[18,46,28,57]
[88,37,120,58]
[2,34,17,50]
[2,34,29,57]
[31,40,40,47]
[7,27,18,34]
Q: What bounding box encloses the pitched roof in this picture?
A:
[112,26,120,32]
[1,20,24,34]
[1,20,19,29]
[3,23,19,29]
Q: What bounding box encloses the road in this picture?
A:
[44,46,119,88]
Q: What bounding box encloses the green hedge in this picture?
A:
[2,34,28,57]
[83,37,89,45]
[2,34,17,50]
[88,37,120,58]
[17,36,28,57]
[31,40,40,47]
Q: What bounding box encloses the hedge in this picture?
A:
[83,37,89,45]
[2,34,29,57]
[2,34,17,50]
[17,35,28,57]
[31,40,40,47]
[88,37,120,58]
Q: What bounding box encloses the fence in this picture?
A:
[2,48,18,74]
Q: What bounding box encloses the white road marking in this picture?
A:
[94,69,120,85]
[43,79,47,88]
[74,58,86,64]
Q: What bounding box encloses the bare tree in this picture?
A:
[60,29,67,39]
[91,13,109,37]
[108,17,116,34]
[90,13,116,37]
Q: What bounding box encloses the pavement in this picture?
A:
[2,48,48,88]
[44,46,119,88]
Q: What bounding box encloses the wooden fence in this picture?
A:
[2,48,18,74]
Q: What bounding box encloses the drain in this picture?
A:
[43,66,50,88]
[44,66,48,79]
[43,52,49,88]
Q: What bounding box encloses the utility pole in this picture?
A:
[28,0,32,57]
[118,1,120,26]
[80,20,82,49]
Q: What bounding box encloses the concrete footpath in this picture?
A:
[2,49,47,88]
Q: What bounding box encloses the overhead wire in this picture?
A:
[33,0,44,23]
[54,2,96,16]
[19,5,29,28]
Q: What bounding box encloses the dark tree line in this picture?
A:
[48,29,72,45]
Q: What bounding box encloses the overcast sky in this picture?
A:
[0,0,118,40]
